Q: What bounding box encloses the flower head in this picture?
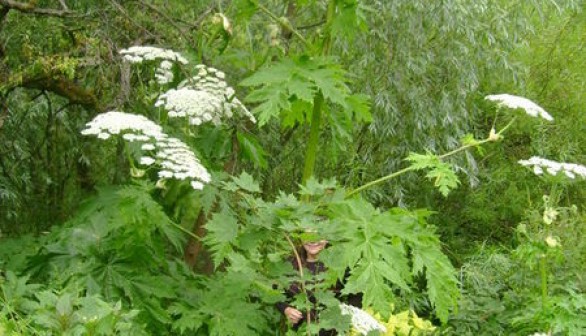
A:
[485,94,553,121]
[81,111,210,190]
[120,46,188,64]
[518,156,586,179]
[155,64,255,126]
[545,236,560,248]
[542,207,558,225]
[155,88,224,125]
[340,304,387,335]
[120,46,188,85]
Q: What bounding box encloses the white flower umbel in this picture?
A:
[485,94,553,121]
[120,46,188,85]
[340,304,387,335]
[81,111,210,190]
[155,88,224,125]
[518,156,586,179]
[120,46,188,64]
[155,60,174,85]
[156,64,256,126]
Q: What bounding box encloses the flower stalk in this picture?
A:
[346,117,516,198]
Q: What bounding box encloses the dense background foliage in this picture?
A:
[1,0,585,335]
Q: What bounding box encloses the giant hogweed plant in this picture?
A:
[74,72,570,335]
[5,3,585,336]
[508,194,586,335]
[447,196,586,336]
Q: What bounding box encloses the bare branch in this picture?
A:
[131,0,196,45]
[0,0,77,17]
[21,75,101,111]
[107,0,160,42]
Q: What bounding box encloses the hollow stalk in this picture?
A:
[300,0,336,187]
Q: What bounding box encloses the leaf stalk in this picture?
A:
[346,117,517,197]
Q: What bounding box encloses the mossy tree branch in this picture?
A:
[0,0,77,17]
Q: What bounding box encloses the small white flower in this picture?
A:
[123,133,137,142]
[191,181,204,190]
[340,304,387,335]
[545,236,560,248]
[97,133,111,140]
[488,128,500,141]
[160,60,173,70]
[485,94,553,121]
[141,143,155,151]
[190,117,202,125]
[543,207,558,225]
[158,170,174,178]
[140,156,155,166]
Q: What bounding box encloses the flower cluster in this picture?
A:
[155,60,174,85]
[545,236,560,248]
[485,94,553,121]
[340,304,387,335]
[120,46,189,85]
[518,156,586,179]
[120,46,188,64]
[155,64,255,125]
[81,111,210,189]
[155,88,223,125]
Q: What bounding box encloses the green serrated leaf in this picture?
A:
[346,93,372,122]
[425,162,460,197]
[282,100,312,127]
[405,152,439,170]
[205,212,239,267]
[237,131,267,169]
[412,244,459,324]
[206,213,238,243]
[230,171,261,193]
[287,75,316,102]
[330,0,369,42]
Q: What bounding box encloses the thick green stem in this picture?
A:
[322,0,336,54]
[300,0,336,188]
[301,92,324,185]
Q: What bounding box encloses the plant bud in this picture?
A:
[130,167,145,178]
